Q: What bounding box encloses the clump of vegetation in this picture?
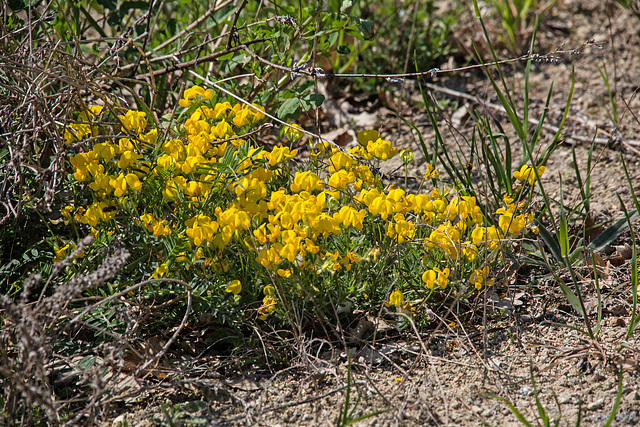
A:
[57,86,544,332]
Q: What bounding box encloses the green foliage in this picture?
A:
[336,351,385,426]
[488,0,556,53]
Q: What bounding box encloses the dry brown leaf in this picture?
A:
[583,215,603,244]
[614,243,633,259]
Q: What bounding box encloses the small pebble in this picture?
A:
[558,392,572,404]
[519,386,533,396]
[112,414,128,427]
[451,401,461,410]
[472,405,483,414]
[587,398,605,410]
[627,390,640,401]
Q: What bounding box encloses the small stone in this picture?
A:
[627,390,640,401]
[112,414,128,427]
[481,408,493,417]
[472,405,483,414]
[558,392,572,404]
[587,398,605,410]
[451,401,461,410]
[519,386,533,396]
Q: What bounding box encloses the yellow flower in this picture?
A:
[389,289,404,307]
[153,263,169,278]
[366,138,398,161]
[119,110,147,134]
[225,279,242,295]
[290,171,323,193]
[179,85,214,108]
[64,123,91,145]
[471,225,501,250]
[328,170,355,191]
[258,295,277,319]
[496,207,526,235]
[53,244,71,263]
[421,269,436,289]
[118,149,143,170]
[268,145,298,166]
[423,163,439,180]
[366,247,380,262]
[284,124,304,141]
[277,268,292,278]
[470,267,493,290]
[334,206,366,230]
[185,214,219,246]
[513,164,545,186]
[327,151,357,173]
[435,267,450,288]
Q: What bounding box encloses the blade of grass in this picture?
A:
[486,394,534,427]
[602,367,624,427]
[591,253,603,338]
[536,222,563,263]
[530,361,550,427]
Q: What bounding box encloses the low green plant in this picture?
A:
[55,83,546,334]
[489,0,556,53]
[155,400,207,426]
[336,351,384,426]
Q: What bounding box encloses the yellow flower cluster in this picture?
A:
[64,106,103,145]
[62,85,544,323]
[514,164,545,186]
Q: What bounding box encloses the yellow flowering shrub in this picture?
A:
[59,84,543,328]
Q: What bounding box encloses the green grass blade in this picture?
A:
[571,148,587,214]
[602,368,624,427]
[530,361,550,427]
[486,394,534,427]
[559,209,569,258]
[523,15,536,138]
[592,253,603,338]
[620,154,640,215]
[536,222,563,263]
[526,82,553,167]
[587,211,638,253]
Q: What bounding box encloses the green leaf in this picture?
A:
[300,94,325,109]
[536,221,563,263]
[559,212,569,257]
[603,368,624,427]
[181,400,207,413]
[557,279,584,316]
[77,355,97,370]
[587,210,638,253]
[337,44,352,54]
[354,17,375,40]
[277,98,301,120]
